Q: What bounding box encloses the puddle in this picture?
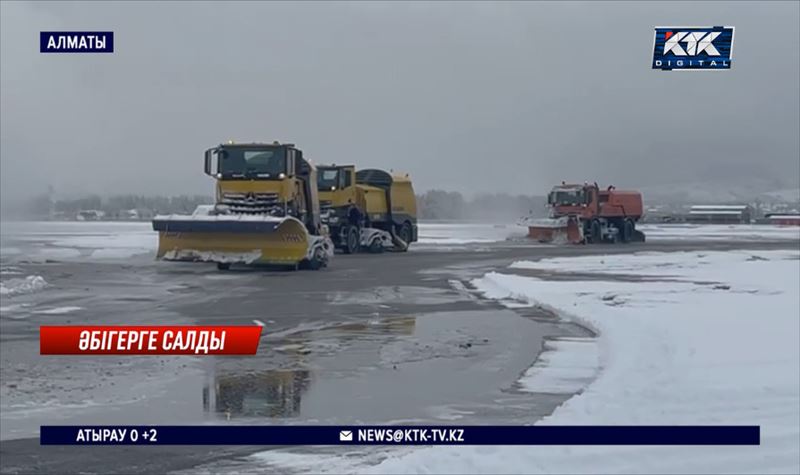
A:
[204,369,313,419]
[419,260,503,280]
[329,286,469,306]
[198,309,555,426]
[262,317,417,343]
[0,352,206,440]
[2,296,588,442]
[325,316,417,336]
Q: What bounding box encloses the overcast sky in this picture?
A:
[1,1,798,204]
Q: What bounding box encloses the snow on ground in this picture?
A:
[418,223,798,246]
[361,249,800,474]
[31,306,83,315]
[155,207,289,222]
[0,265,23,276]
[639,223,800,241]
[0,221,157,261]
[416,223,526,245]
[0,303,30,315]
[0,221,797,264]
[162,249,263,264]
[509,250,797,278]
[0,221,525,261]
[0,275,48,297]
[516,338,599,394]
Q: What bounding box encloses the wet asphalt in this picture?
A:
[1,238,798,474]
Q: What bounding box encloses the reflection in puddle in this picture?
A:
[331,286,469,306]
[203,369,311,419]
[266,316,418,347]
[332,316,416,336]
[201,317,418,420]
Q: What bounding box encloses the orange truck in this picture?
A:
[526,182,645,244]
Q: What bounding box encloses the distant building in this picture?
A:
[76,210,106,221]
[641,212,680,223]
[765,214,800,226]
[687,205,752,224]
[122,209,139,220]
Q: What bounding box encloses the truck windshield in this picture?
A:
[550,189,585,205]
[218,147,287,179]
[317,169,340,190]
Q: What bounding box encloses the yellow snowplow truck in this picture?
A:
[317,165,417,253]
[152,142,333,270]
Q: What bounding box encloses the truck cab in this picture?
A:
[547,183,643,220]
[317,165,357,217]
[204,142,321,233]
[547,184,594,218]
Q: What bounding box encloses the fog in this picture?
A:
[1,1,798,210]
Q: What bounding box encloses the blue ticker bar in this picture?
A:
[40,425,760,446]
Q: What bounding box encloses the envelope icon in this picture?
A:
[339,430,353,442]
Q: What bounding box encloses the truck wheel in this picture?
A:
[304,247,327,270]
[589,220,601,244]
[344,226,360,254]
[622,219,633,243]
[396,222,412,249]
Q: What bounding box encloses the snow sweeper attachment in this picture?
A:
[525,216,584,244]
[152,207,333,270]
[152,141,334,270]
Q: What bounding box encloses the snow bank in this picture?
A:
[639,224,800,241]
[368,249,800,474]
[517,338,599,394]
[0,275,48,297]
[509,250,798,278]
[415,222,800,246]
[31,306,82,315]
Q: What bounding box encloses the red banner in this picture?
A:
[40,326,262,355]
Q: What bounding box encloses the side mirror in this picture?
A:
[204,149,216,176]
[292,149,302,175]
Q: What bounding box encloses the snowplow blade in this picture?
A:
[527,217,583,244]
[152,213,312,266]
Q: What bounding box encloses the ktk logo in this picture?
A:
[663,31,721,56]
[652,26,734,71]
